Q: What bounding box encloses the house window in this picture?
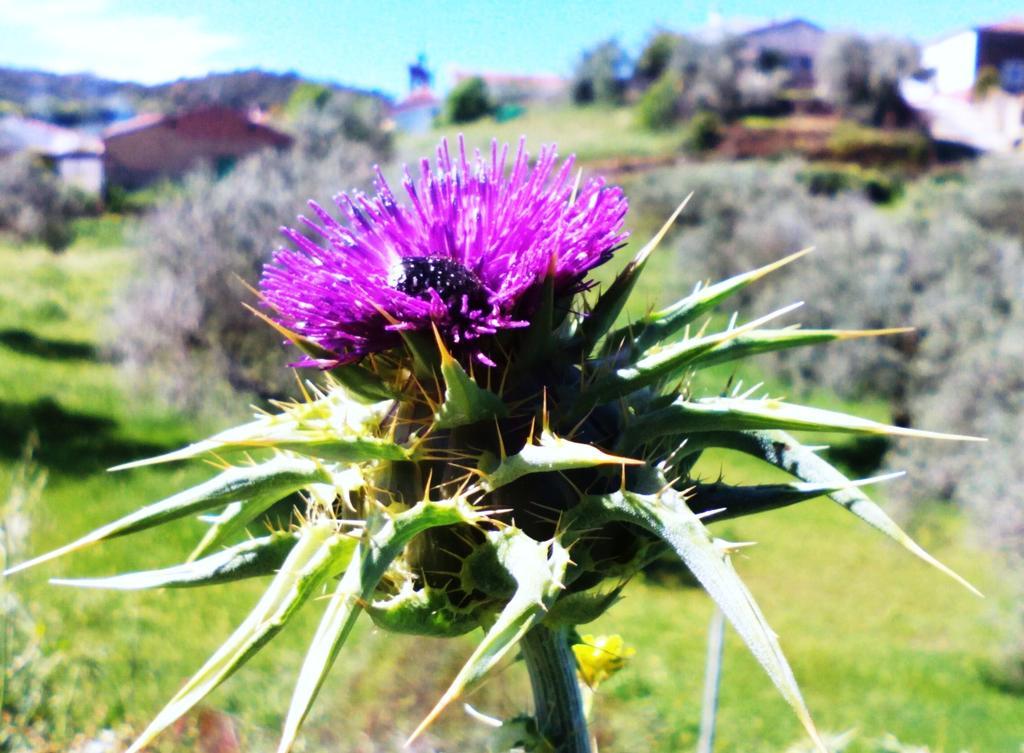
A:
[1002,59,1024,94]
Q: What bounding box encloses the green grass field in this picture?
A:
[2,206,1022,752]
[397,104,688,167]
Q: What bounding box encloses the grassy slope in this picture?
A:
[397,104,687,167]
[2,196,1022,751]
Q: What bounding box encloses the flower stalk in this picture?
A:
[521,625,592,753]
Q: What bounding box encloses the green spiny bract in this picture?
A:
[6,208,982,753]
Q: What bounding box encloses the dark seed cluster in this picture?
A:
[390,256,491,311]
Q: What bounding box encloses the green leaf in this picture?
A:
[110,391,404,470]
[433,328,507,429]
[5,455,329,576]
[693,430,982,596]
[50,531,304,590]
[125,521,351,753]
[407,529,571,745]
[543,585,624,628]
[580,194,692,349]
[578,303,803,413]
[688,326,913,371]
[604,247,812,356]
[366,582,478,637]
[562,487,829,753]
[277,497,483,753]
[686,475,903,522]
[620,395,984,451]
[245,303,396,401]
[482,429,641,492]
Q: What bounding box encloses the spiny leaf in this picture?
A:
[433,327,507,429]
[580,194,692,349]
[688,326,914,371]
[366,582,477,637]
[407,529,571,745]
[125,521,351,753]
[605,247,813,356]
[694,430,982,596]
[111,392,403,470]
[516,259,558,368]
[50,531,303,590]
[686,474,904,522]
[5,455,329,576]
[562,487,828,753]
[543,585,625,628]
[620,395,984,451]
[277,497,483,753]
[245,303,396,401]
[579,302,803,413]
[482,430,641,492]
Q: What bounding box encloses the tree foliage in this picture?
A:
[572,39,631,105]
[444,77,495,124]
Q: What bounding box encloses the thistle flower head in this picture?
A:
[261,137,629,367]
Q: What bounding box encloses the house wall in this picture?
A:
[56,154,104,195]
[742,21,824,89]
[104,109,291,188]
[922,30,979,94]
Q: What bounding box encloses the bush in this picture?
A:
[798,163,903,204]
[444,77,495,124]
[816,34,920,126]
[636,71,681,130]
[827,121,931,166]
[0,153,83,251]
[682,110,722,152]
[114,92,389,412]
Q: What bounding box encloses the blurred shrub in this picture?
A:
[636,71,681,130]
[572,39,630,105]
[682,111,722,152]
[0,153,88,251]
[634,30,681,86]
[798,163,903,203]
[114,92,388,412]
[443,76,495,124]
[826,121,930,166]
[815,34,920,126]
[1,446,63,751]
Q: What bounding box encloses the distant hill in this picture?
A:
[0,66,389,125]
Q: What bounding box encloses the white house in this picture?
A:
[922,18,1024,96]
[0,116,105,194]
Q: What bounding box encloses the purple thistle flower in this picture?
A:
[261,137,629,367]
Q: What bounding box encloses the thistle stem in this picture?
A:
[521,624,592,753]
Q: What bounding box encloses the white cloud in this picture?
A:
[0,0,239,83]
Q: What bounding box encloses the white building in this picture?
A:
[922,19,1024,96]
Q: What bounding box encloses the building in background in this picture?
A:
[391,54,441,134]
[922,19,1024,95]
[904,18,1024,153]
[0,116,104,194]
[102,105,292,189]
[739,19,825,89]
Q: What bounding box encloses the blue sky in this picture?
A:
[0,0,1017,96]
